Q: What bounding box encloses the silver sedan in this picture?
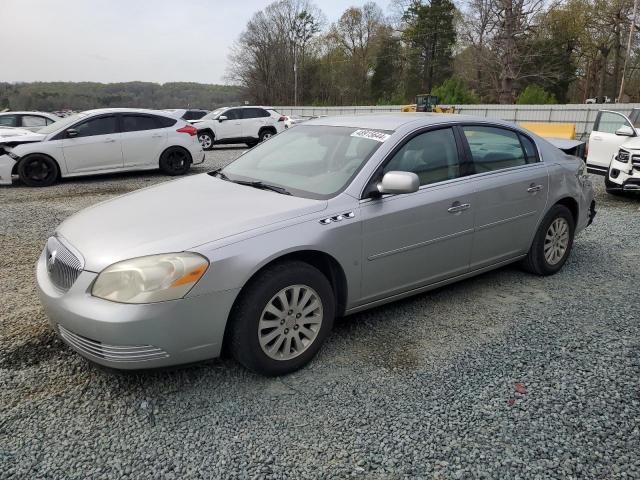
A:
[36,114,596,376]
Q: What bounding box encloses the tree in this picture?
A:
[516,84,557,104]
[432,76,479,104]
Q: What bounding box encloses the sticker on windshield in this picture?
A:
[351,129,390,142]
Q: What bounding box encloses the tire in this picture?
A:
[198,131,214,151]
[17,154,59,187]
[604,175,627,196]
[521,204,575,276]
[228,261,335,376]
[259,129,275,142]
[159,147,191,176]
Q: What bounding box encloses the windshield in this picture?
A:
[221,125,390,199]
[202,108,226,120]
[37,112,89,134]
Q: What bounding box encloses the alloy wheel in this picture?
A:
[24,158,53,183]
[258,284,323,361]
[544,217,569,265]
[199,133,212,149]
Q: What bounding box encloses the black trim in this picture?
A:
[50,113,120,141]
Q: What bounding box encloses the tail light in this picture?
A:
[278,116,285,122]
[177,125,197,136]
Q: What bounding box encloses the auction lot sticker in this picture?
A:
[351,129,391,142]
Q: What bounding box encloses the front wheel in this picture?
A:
[18,154,59,187]
[228,261,335,376]
[259,130,275,142]
[521,204,575,276]
[159,147,191,176]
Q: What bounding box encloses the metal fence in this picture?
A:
[275,104,640,139]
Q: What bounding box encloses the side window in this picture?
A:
[45,118,56,125]
[224,109,241,120]
[242,108,258,119]
[519,134,538,163]
[462,126,528,172]
[595,112,632,134]
[122,115,160,132]
[383,128,461,186]
[73,116,118,138]
[256,109,271,118]
[157,116,177,128]
[22,115,48,128]
[0,115,17,127]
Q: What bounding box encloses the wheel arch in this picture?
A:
[554,196,579,225]
[222,248,348,354]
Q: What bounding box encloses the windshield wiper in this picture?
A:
[209,170,291,195]
[237,180,291,195]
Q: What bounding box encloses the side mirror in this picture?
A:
[377,171,420,195]
[66,128,78,138]
[218,115,228,122]
[615,125,635,136]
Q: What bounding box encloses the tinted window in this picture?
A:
[122,115,160,132]
[22,115,48,128]
[463,126,528,172]
[184,110,206,120]
[74,116,118,137]
[595,112,632,134]
[243,108,269,119]
[519,134,538,163]
[383,128,461,185]
[157,116,177,128]
[224,109,241,120]
[0,115,17,127]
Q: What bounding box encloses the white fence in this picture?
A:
[275,104,640,139]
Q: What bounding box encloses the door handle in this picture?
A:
[447,202,471,213]
[104,138,116,143]
[151,134,163,138]
[527,184,544,193]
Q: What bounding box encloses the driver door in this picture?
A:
[61,115,124,173]
[587,110,636,174]
[216,108,243,141]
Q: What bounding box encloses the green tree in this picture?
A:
[432,76,479,104]
[516,84,557,104]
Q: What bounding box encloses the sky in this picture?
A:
[1,0,379,85]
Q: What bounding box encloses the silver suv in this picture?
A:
[194,106,285,149]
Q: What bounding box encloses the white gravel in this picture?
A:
[1,149,639,479]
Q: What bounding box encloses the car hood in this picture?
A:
[620,136,640,150]
[57,174,327,272]
[0,131,46,145]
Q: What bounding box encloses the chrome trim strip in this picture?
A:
[475,211,536,232]
[367,228,474,261]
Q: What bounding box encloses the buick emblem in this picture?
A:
[47,249,57,272]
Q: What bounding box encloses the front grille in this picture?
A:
[46,236,82,292]
[57,325,169,362]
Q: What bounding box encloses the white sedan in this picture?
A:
[0,108,204,187]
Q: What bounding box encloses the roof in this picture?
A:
[304,112,514,130]
[0,111,59,117]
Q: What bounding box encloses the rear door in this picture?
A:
[587,110,636,174]
[61,115,123,173]
[120,114,168,168]
[241,108,270,138]
[460,125,549,270]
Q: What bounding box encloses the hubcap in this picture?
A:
[258,284,323,361]
[262,132,272,141]
[199,134,212,149]
[544,217,569,265]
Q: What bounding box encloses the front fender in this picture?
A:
[0,154,16,185]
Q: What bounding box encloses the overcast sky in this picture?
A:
[1,0,379,85]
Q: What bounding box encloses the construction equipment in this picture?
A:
[401,94,456,114]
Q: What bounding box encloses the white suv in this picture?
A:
[194,106,285,149]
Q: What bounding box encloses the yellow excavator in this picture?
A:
[401,94,456,114]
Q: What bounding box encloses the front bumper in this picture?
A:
[0,154,16,185]
[36,247,239,369]
[607,156,640,191]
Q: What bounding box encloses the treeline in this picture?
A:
[227,0,640,105]
[0,82,246,111]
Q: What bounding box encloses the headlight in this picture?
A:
[92,252,209,304]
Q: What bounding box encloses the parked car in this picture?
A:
[162,108,209,123]
[585,96,613,104]
[284,115,306,129]
[586,109,640,194]
[36,114,595,375]
[194,106,285,150]
[0,111,60,132]
[0,108,204,187]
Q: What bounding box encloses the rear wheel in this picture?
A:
[259,129,275,142]
[229,261,335,376]
[198,131,214,150]
[521,204,575,276]
[159,147,191,176]
[17,154,59,187]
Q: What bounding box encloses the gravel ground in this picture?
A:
[1,149,639,479]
